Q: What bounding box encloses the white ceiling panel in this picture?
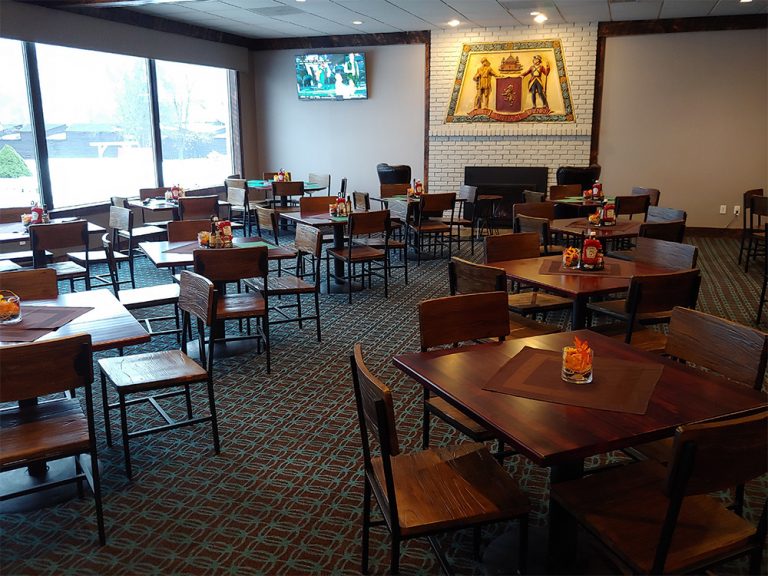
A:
[556,0,610,22]
[710,0,768,16]
[333,0,437,30]
[387,0,464,28]
[443,0,522,27]
[608,1,663,21]
[659,1,717,19]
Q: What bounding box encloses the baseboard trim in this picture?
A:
[687,227,742,238]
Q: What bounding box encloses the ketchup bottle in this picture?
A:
[581,231,602,270]
[30,202,43,224]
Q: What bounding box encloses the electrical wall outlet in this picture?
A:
[734,205,741,216]
[719,205,727,214]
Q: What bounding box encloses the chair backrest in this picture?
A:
[418,292,510,350]
[108,205,132,234]
[380,183,409,198]
[178,195,219,221]
[647,206,687,223]
[625,269,701,317]
[295,223,322,258]
[30,220,88,267]
[549,184,582,200]
[513,201,556,220]
[449,257,506,295]
[458,184,478,204]
[0,268,58,299]
[631,186,660,207]
[639,220,685,243]
[484,232,540,264]
[750,195,768,221]
[308,173,331,193]
[743,188,764,230]
[255,206,280,244]
[300,195,334,214]
[376,163,411,185]
[615,194,650,221]
[225,179,247,208]
[515,215,551,249]
[111,196,129,209]
[264,171,292,181]
[630,237,698,269]
[523,190,545,203]
[352,191,370,210]
[665,307,768,391]
[0,333,92,403]
[555,164,601,189]
[139,187,170,200]
[349,210,388,237]
[167,219,210,242]
[0,206,28,224]
[419,192,455,218]
[339,177,348,197]
[178,270,216,328]
[193,245,269,284]
[101,233,122,295]
[271,181,304,198]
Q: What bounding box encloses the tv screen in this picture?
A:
[295,53,368,101]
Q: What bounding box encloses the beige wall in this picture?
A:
[248,44,425,196]
[600,29,767,228]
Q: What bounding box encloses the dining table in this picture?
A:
[549,217,642,246]
[139,236,295,270]
[246,179,327,195]
[493,254,682,330]
[393,329,768,572]
[0,218,105,245]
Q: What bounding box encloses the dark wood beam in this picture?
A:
[599,14,766,37]
[249,31,430,51]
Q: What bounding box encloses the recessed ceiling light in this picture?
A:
[296,0,305,2]
[740,0,752,3]
[530,11,540,15]
[534,13,548,23]
[448,19,460,27]
[352,20,363,25]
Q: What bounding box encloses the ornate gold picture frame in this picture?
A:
[446,39,575,123]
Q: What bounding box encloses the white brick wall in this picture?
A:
[429,23,598,190]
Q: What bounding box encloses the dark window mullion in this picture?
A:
[229,70,243,178]
[147,60,164,188]
[22,42,52,209]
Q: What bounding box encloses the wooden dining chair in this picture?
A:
[548,184,581,200]
[112,196,166,254]
[379,183,409,198]
[224,178,249,233]
[551,410,767,575]
[1,333,106,545]
[0,206,42,266]
[615,194,650,221]
[759,223,768,325]
[193,245,271,372]
[178,195,220,221]
[308,172,331,194]
[98,270,219,480]
[639,219,686,243]
[631,186,661,207]
[523,189,545,203]
[744,194,767,273]
[484,232,573,320]
[270,181,304,212]
[167,219,210,242]
[512,201,563,255]
[352,191,370,210]
[139,186,173,226]
[407,192,455,265]
[245,223,322,342]
[0,267,58,299]
[351,343,530,575]
[647,206,687,223]
[69,206,134,289]
[327,210,391,303]
[586,268,702,352]
[103,234,181,339]
[608,237,698,269]
[738,188,764,266]
[253,206,297,276]
[30,219,90,290]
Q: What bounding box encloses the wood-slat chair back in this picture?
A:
[352,191,371,210]
[139,187,170,200]
[380,183,409,198]
[418,292,510,350]
[109,205,132,233]
[665,306,768,391]
[193,245,268,285]
[549,184,581,200]
[178,195,219,221]
[271,181,304,198]
[0,206,28,224]
[459,184,478,203]
[295,222,323,258]
[513,201,556,221]
[226,182,247,210]
[300,195,334,214]
[484,232,540,264]
[632,186,660,206]
[30,220,88,267]
[308,173,331,194]
[255,206,281,244]
[349,209,389,237]
[631,237,698,269]
[0,333,92,404]
[111,196,129,208]
[419,192,455,218]
[449,257,505,295]
[167,219,210,242]
[615,194,650,221]
[178,270,216,328]
[639,220,686,243]
[0,268,58,299]
[647,206,687,223]
[523,190,545,203]
[625,269,701,317]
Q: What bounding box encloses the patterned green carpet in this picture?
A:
[1,234,765,575]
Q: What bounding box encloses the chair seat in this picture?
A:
[371,443,529,537]
[46,261,87,279]
[551,459,758,574]
[99,350,207,393]
[267,246,298,260]
[119,225,166,240]
[509,312,561,338]
[328,245,385,262]
[0,250,51,264]
[247,275,315,295]
[425,397,496,441]
[507,291,573,314]
[0,399,89,469]
[68,250,128,265]
[413,221,451,234]
[628,437,673,465]
[216,292,266,320]
[587,298,674,324]
[119,283,180,309]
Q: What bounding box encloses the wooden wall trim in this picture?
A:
[424,34,431,188]
[590,34,606,166]
[249,30,430,51]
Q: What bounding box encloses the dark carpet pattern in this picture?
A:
[1,233,765,575]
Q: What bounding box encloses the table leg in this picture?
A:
[548,459,585,574]
[571,295,588,330]
[322,223,363,294]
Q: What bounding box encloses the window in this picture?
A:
[0,39,39,209]
[36,43,155,207]
[156,60,233,189]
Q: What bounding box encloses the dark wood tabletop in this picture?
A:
[139,237,294,269]
[0,219,105,244]
[1,289,150,351]
[393,329,767,470]
[550,217,642,240]
[492,255,676,328]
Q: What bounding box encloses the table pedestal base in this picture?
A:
[186,338,263,360]
[321,280,364,295]
[482,524,548,575]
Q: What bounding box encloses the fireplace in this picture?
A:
[464,166,548,227]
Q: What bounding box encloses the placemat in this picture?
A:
[562,220,636,231]
[538,259,628,277]
[17,305,94,329]
[236,241,271,249]
[0,327,52,342]
[482,346,663,414]
[163,241,200,254]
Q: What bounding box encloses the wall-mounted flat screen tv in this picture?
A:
[296,53,368,100]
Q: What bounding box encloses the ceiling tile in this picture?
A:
[659,0,717,18]
[555,0,610,22]
[710,0,768,16]
[608,0,663,21]
[444,0,522,27]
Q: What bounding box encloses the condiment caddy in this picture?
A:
[198,217,233,248]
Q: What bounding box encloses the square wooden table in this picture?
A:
[139,237,295,269]
[492,254,676,329]
[0,219,105,245]
[393,329,768,571]
[550,217,641,245]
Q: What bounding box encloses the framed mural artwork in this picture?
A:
[446,39,575,123]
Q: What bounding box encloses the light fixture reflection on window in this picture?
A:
[448,19,460,27]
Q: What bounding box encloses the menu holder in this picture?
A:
[482,346,663,414]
